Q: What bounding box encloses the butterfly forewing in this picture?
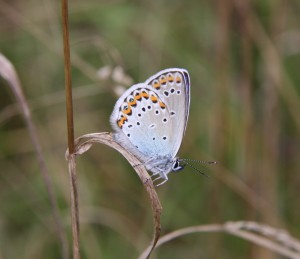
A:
[146,68,190,156]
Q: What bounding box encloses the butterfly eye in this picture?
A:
[172,159,185,172]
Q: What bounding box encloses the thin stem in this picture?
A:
[61,0,74,154]
[61,0,79,258]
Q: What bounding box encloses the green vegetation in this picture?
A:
[1,0,300,258]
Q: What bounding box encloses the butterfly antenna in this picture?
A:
[180,158,217,165]
[179,158,217,177]
[179,160,209,177]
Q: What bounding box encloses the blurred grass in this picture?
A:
[1,0,300,258]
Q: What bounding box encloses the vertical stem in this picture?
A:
[61,0,80,258]
[68,155,80,259]
[61,0,74,154]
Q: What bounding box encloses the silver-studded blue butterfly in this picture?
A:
[110,68,190,185]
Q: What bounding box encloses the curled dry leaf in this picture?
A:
[139,221,300,259]
[66,132,162,259]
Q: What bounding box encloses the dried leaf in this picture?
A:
[66,132,162,258]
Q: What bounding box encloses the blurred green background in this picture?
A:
[1,0,300,258]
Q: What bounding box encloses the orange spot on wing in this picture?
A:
[167,74,174,83]
[142,91,149,99]
[159,101,166,109]
[118,116,128,128]
[134,93,142,101]
[160,77,167,85]
[153,81,160,89]
[128,99,137,107]
[122,106,132,115]
[176,76,182,84]
[151,95,158,103]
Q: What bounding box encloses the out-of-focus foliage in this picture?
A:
[0,0,300,258]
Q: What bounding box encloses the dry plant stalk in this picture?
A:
[0,54,69,259]
[139,221,300,259]
[65,132,162,259]
[61,0,80,258]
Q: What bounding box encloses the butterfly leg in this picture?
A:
[156,178,168,186]
[152,173,168,186]
[151,173,161,182]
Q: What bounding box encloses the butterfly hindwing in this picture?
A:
[110,85,173,157]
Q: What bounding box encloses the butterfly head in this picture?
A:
[171,158,186,172]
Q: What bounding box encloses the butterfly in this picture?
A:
[110,68,191,185]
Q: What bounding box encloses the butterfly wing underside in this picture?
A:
[145,68,190,157]
[110,68,190,163]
